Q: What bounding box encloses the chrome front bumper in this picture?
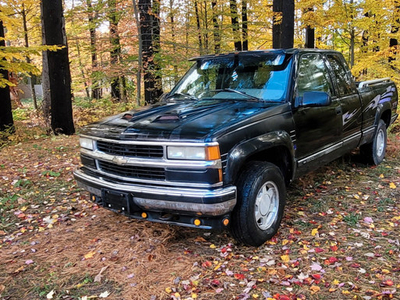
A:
[73,169,237,217]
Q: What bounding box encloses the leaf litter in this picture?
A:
[0,132,399,299]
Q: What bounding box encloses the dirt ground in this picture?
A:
[1,132,399,300]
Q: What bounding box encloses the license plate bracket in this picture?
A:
[102,189,129,213]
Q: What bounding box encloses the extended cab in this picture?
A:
[74,49,398,246]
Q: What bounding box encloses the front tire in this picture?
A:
[230,161,286,247]
[360,119,387,165]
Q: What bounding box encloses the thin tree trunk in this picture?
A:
[203,1,209,52]
[230,0,242,51]
[152,0,162,98]
[389,2,400,64]
[21,4,38,110]
[76,40,90,98]
[41,0,75,135]
[242,0,248,51]
[212,1,220,53]
[0,19,14,133]
[87,0,101,99]
[108,0,121,101]
[169,0,178,84]
[194,0,203,55]
[304,8,314,48]
[132,0,142,106]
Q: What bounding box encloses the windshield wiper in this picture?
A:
[210,88,261,102]
[166,92,198,101]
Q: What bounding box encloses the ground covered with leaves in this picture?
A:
[1,117,400,300]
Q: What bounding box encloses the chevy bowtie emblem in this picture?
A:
[112,156,128,165]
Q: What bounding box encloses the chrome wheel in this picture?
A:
[376,128,385,158]
[254,181,279,230]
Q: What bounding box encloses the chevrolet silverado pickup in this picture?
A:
[74,49,398,246]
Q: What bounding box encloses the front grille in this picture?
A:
[97,141,164,158]
[98,161,166,180]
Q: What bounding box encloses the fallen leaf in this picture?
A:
[389,182,396,189]
[94,266,109,283]
[46,290,55,299]
[281,255,290,263]
[99,291,110,298]
[84,251,96,259]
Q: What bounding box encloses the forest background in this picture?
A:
[1,0,400,136]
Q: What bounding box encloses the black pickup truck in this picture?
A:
[74,49,398,246]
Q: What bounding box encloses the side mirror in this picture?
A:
[301,91,331,107]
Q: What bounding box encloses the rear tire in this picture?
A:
[360,119,387,165]
[230,161,286,247]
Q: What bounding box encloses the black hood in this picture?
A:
[82,99,286,142]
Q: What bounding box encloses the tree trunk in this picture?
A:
[203,1,209,52]
[41,0,75,135]
[139,0,159,105]
[273,0,294,49]
[108,0,121,101]
[304,8,314,48]
[132,0,142,106]
[242,0,248,51]
[169,0,179,84]
[211,1,220,53]
[21,4,38,110]
[389,2,400,64]
[194,0,204,54]
[76,40,90,98]
[87,0,101,99]
[0,19,14,133]
[152,0,163,99]
[230,0,242,51]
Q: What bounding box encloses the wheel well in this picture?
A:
[237,146,292,186]
[380,110,391,128]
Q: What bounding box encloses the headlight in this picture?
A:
[167,145,220,160]
[79,137,94,150]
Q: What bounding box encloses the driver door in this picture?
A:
[292,53,343,174]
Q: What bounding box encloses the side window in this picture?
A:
[327,54,355,96]
[297,54,333,97]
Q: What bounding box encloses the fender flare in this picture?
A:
[224,130,296,185]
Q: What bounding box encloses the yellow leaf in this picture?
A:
[282,239,289,245]
[310,285,320,294]
[165,287,172,293]
[252,294,259,298]
[353,194,360,200]
[379,174,384,178]
[191,293,198,299]
[84,251,96,259]
[210,244,216,249]
[389,182,396,189]
[333,279,340,285]
[311,228,319,236]
[281,254,290,263]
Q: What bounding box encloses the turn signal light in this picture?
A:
[141,212,148,219]
[194,219,201,226]
[223,218,230,226]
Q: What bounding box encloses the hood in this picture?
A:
[83,99,286,141]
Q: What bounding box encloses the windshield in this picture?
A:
[169,52,292,102]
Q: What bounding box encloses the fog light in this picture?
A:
[223,218,229,226]
[141,212,148,219]
[194,219,201,226]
